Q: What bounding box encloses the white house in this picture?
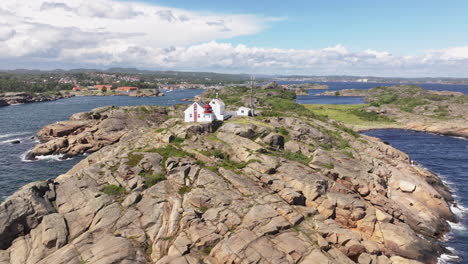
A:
[237,106,253,116]
[184,102,216,123]
[209,99,225,120]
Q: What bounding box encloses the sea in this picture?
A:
[0,89,202,202]
[0,82,467,262]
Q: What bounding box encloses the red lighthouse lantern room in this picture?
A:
[203,103,213,113]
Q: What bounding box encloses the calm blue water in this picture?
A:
[364,129,468,264]
[0,89,203,201]
[291,81,468,104]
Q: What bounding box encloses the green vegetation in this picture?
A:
[101,184,126,196]
[277,127,289,136]
[201,247,213,256]
[144,145,194,160]
[321,163,335,169]
[283,151,311,165]
[170,137,185,145]
[178,186,192,195]
[125,153,144,167]
[139,172,166,187]
[305,104,396,129]
[343,151,354,159]
[194,160,206,166]
[199,206,209,213]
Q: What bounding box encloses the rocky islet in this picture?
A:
[0,86,461,264]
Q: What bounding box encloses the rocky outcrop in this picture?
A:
[27,105,168,160]
[0,114,456,264]
[0,92,73,105]
[323,85,468,138]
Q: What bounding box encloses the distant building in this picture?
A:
[94,85,113,91]
[237,107,253,116]
[117,86,139,92]
[72,86,81,91]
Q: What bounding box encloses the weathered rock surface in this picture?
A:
[0,115,456,263]
[27,105,168,159]
[0,92,72,106]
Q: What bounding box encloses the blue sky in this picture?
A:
[1,0,468,76]
[141,0,468,54]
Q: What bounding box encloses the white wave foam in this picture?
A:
[35,154,68,161]
[20,151,73,162]
[439,249,462,264]
[0,132,31,139]
[0,138,22,144]
[448,221,466,232]
[451,204,468,219]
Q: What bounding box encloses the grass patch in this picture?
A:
[201,247,213,256]
[101,184,126,196]
[144,145,194,160]
[199,206,209,213]
[194,160,206,166]
[321,163,335,169]
[277,126,289,136]
[178,186,192,195]
[126,153,144,167]
[343,151,354,158]
[305,104,396,129]
[283,151,311,165]
[139,172,166,187]
[170,137,185,145]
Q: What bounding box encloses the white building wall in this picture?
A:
[184,102,215,122]
[237,107,252,116]
[209,99,225,120]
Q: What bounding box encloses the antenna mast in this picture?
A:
[250,75,255,116]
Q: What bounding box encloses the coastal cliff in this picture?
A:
[0,87,458,264]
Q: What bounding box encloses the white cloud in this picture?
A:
[0,0,468,77]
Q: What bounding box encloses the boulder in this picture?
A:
[261,133,285,149]
[218,122,257,139]
[399,181,417,193]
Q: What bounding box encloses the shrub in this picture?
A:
[140,172,166,187]
[178,186,192,195]
[170,137,185,145]
[101,184,126,196]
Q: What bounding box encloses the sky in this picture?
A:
[0,0,467,77]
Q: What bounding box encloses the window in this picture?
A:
[189,114,192,118]
[198,114,200,118]
[241,110,244,113]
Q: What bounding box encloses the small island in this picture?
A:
[313,85,468,138]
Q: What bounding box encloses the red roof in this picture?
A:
[117,86,139,91]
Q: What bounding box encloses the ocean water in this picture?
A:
[292,81,468,104]
[0,89,203,201]
[363,129,468,264]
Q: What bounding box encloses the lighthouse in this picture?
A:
[184,101,218,122]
